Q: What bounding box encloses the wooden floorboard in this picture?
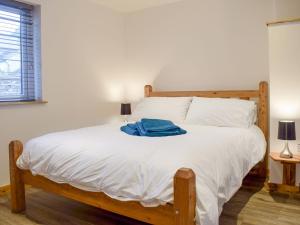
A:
[0,186,299,225]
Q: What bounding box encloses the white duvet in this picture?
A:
[17,123,266,225]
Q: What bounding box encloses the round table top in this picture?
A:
[270,152,300,163]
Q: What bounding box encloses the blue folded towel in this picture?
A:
[121,119,187,137]
[140,118,181,132]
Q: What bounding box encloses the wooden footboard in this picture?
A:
[9,140,196,225]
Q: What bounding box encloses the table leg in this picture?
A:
[282,162,296,186]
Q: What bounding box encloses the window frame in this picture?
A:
[0,0,42,103]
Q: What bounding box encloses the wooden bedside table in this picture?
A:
[270,152,300,186]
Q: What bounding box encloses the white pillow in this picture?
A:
[130,97,192,123]
[185,97,257,128]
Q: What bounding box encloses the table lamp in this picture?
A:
[121,103,131,122]
[278,120,296,158]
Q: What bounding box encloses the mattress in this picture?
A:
[17,123,266,225]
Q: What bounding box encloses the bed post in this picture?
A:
[9,140,26,213]
[258,81,269,178]
[144,85,152,97]
[174,168,196,225]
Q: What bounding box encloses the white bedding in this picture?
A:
[17,123,266,225]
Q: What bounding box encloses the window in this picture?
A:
[0,0,41,102]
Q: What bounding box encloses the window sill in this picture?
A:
[0,100,48,106]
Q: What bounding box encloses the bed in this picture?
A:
[9,81,269,225]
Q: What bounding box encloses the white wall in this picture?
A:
[269,23,300,184]
[273,0,300,20]
[124,0,273,96]
[0,0,125,186]
[268,0,300,185]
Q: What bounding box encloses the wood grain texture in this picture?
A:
[282,163,296,186]
[0,185,10,197]
[22,171,175,225]
[270,152,300,187]
[174,169,196,225]
[145,89,259,98]
[267,17,300,26]
[258,81,269,178]
[144,85,152,97]
[0,100,48,106]
[268,183,300,193]
[270,152,300,164]
[1,186,300,225]
[221,185,300,225]
[9,141,26,213]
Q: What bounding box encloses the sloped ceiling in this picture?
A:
[91,0,185,12]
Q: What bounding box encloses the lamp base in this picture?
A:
[123,115,129,123]
[280,142,293,159]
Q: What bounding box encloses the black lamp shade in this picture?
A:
[121,103,131,115]
[278,121,296,140]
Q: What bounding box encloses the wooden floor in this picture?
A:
[0,186,300,225]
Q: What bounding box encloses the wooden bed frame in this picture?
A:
[9,81,268,225]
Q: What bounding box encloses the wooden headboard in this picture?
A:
[144,81,269,179]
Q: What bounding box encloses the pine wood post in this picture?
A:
[174,168,196,225]
[258,81,269,178]
[9,140,26,213]
[282,163,296,186]
[144,85,153,97]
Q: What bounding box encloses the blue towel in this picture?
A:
[121,119,187,137]
[140,118,181,132]
[120,123,140,136]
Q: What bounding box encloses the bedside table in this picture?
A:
[270,152,300,186]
